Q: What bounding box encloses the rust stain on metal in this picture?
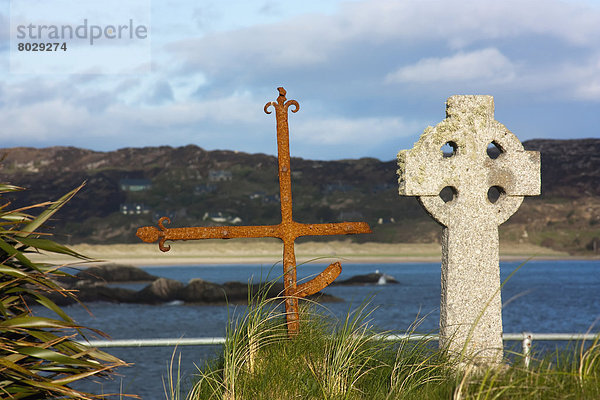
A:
[137,87,372,335]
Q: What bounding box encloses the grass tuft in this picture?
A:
[165,283,600,400]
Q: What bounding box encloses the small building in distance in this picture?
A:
[203,211,242,225]
[324,181,355,194]
[194,184,217,195]
[208,170,232,182]
[119,179,152,192]
[338,210,364,222]
[120,203,151,215]
[263,193,280,204]
[249,191,266,200]
[371,183,395,193]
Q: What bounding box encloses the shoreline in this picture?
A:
[27,240,597,267]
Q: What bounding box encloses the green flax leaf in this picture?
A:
[0,316,80,329]
[0,184,25,193]
[14,237,89,260]
[0,238,39,271]
[16,346,100,368]
[17,183,84,238]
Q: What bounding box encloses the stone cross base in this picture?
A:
[440,224,503,363]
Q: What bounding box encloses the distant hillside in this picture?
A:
[1,139,599,255]
[523,139,600,198]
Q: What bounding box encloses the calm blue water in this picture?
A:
[33,260,600,399]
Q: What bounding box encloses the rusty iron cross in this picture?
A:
[137,87,371,335]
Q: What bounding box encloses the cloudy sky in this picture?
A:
[1,0,599,160]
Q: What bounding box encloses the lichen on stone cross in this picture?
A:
[397,95,541,365]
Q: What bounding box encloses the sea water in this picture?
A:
[33,260,600,399]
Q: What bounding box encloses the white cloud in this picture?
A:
[0,100,94,141]
[565,55,600,101]
[0,12,9,44]
[294,116,421,146]
[164,0,600,104]
[1,0,600,159]
[385,48,516,84]
[170,0,600,66]
[129,91,263,126]
[146,80,174,105]
[0,89,268,144]
[347,0,600,47]
[0,80,424,160]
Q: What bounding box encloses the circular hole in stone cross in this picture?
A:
[486,141,504,159]
[441,141,457,158]
[487,186,505,203]
[439,186,457,203]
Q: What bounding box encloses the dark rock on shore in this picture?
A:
[333,271,398,286]
[51,286,139,306]
[137,278,185,303]
[175,279,340,305]
[75,264,159,283]
[180,279,226,303]
[57,263,159,287]
[50,265,342,305]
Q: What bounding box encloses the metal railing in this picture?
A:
[80,337,226,348]
[505,332,599,368]
[78,332,599,368]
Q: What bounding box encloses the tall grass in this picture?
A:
[305,301,386,398]
[166,286,600,400]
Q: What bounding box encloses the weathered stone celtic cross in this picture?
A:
[397,96,540,364]
[137,87,371,336]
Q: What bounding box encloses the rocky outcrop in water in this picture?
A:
[137,278,185,302]
[58,263,159,287]
[50,264,341,305]
[333,271,399,286]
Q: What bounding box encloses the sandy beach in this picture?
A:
[27,239,579,267]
